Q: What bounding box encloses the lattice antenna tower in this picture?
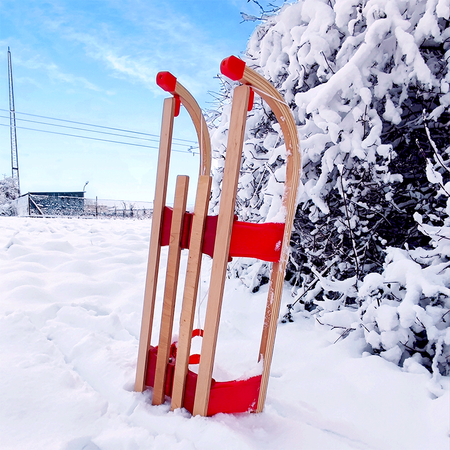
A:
[8,47,20,195]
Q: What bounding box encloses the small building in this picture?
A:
[17,191,85,216]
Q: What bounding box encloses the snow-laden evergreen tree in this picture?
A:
[0,176,19,216]
[210,0,450,384]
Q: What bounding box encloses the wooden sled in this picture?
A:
[135,56,300,417]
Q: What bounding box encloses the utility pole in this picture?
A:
[8,47,20,195]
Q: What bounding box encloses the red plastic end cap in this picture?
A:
[156,71,177,93]
[220,56,245,81]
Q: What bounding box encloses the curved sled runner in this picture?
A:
[135,56,301,416]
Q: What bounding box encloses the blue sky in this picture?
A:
[0,0,281,203]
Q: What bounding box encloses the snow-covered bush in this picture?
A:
[357,214,450,391]
[0,176,19,216]
[210,0,450,379]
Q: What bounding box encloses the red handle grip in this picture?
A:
[220,56,246,81]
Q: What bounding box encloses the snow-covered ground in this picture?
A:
[0,217,448,450]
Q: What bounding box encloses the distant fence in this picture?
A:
[84,197,153,219]
[16,193,153,219]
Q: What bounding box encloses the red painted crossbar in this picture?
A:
[160,206,284,262]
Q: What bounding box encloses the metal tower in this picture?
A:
[8,47,20,195]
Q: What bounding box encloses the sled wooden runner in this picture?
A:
[192,56,301,416]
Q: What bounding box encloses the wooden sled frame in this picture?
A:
[135,56,300,417]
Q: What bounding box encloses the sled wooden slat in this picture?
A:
[171,174,212,411]
[192,85,251,417]
[152,175,189,405]
[135,97,176,393]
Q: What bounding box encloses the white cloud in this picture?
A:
[18,55,103,92]
[2,0,249,107]
[37,3,228,97]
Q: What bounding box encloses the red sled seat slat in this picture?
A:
[160,206,284,262]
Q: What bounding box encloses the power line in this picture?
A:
[0,114,195,148]
[0,122,199,154]
[0,108,198,145]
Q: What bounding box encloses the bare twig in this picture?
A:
[425,123,450,175]
[339,172,361,279]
